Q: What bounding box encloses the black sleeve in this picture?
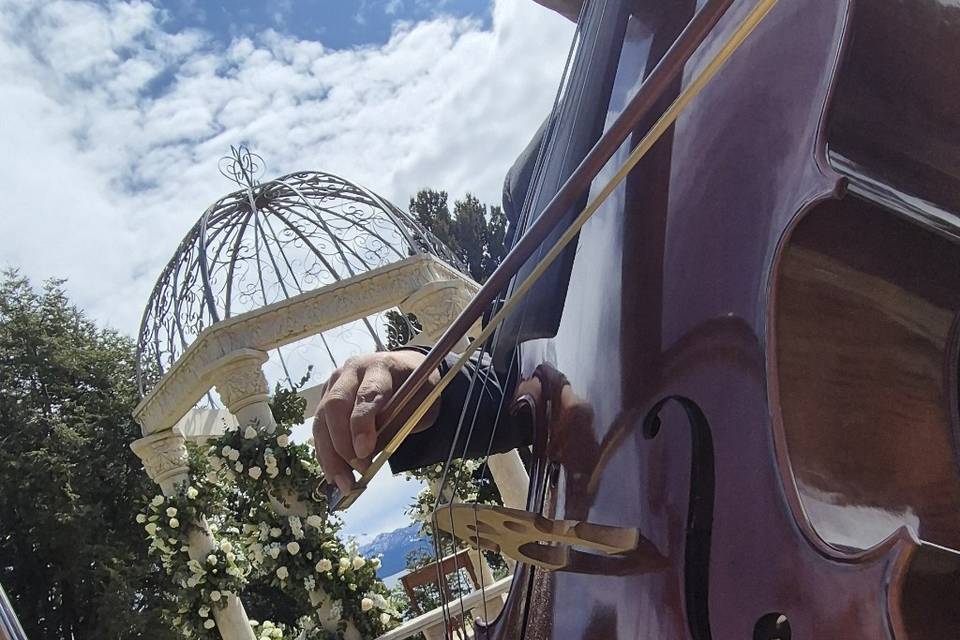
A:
[388,121,547,473]
[388,347,527,473]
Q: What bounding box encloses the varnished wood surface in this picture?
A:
[475,0,960,638]
[775,199,960,552]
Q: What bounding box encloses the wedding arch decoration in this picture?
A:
[129,148,489,640]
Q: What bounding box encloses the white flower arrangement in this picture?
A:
[138,404,396,640]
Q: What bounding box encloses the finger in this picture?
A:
[312,411,354,495]
[351,362,394,460]
[322,363,361,467]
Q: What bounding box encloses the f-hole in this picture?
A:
[643,396,715,640]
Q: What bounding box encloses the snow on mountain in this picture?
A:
[359,522,433,580]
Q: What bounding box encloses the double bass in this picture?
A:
[326,0,960,636]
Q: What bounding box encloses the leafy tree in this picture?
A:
[0,271,173,639]
[408,189,455,251]
[408,189,509,284]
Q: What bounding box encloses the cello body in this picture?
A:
[479,0,960,637]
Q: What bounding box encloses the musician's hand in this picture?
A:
[313,350,441,495]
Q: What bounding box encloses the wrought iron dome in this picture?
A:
[135,146,463,396]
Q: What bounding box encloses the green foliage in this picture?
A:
[0,271,173,639]
[408,189,509,283]
[383,311,422,350]
[139,378,399,639]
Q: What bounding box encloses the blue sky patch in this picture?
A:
[159,0,492,50]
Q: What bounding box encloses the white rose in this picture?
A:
[306,515,323,528]
[136,514,147,524]
[267,546,281,560]
[207,554,218,566]
[220,541,233,553]
[186,575,200,588]
[244,426,258,439]
[316,559,332,572]
[198,606,210,618]
[203,619,215,630]
[169,518,179,528]
[210,590,222,602]
[267,467,279,478]
[361,597,374,612]
[228,449,240,461]
[234,462,243,473]
[209,456,223,470]
[186,486,199,499]
[206,471,219,483]
[352,556,366,570]
[286,542,300,555]
[151,495,164,507]
[225,470,236,481]
[248,466,262,480]
[269,527,281,538]
[276,434,289,447]
[339,557,351,571]
[276,566,288,580]
[379,613,391,625]
[221,446,232,457]
[166,507,177,517]
[226,552,236,563]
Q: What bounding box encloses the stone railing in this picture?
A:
[376,576,513,640]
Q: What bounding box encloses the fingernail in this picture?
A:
[353,432,376,458]
[334,473,354,496]
[350,458,370,473]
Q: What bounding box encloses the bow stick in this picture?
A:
[320,0,778,511]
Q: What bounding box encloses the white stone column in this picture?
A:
[131,431,255,640]
[486,450,529,510]
[209,350,361,640]
[485,450,529,573]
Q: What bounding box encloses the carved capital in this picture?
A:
[399,279,479,344]
[207,349,270,413]
[131,431,189,489]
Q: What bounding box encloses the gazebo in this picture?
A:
[129,148,527,639]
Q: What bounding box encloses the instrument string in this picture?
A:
[435,0,620,631]
[425,3,595,632]
[417,0,779,633]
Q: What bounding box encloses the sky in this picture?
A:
[0,0,574,540]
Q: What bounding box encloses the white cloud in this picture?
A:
[0,0,573,334]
